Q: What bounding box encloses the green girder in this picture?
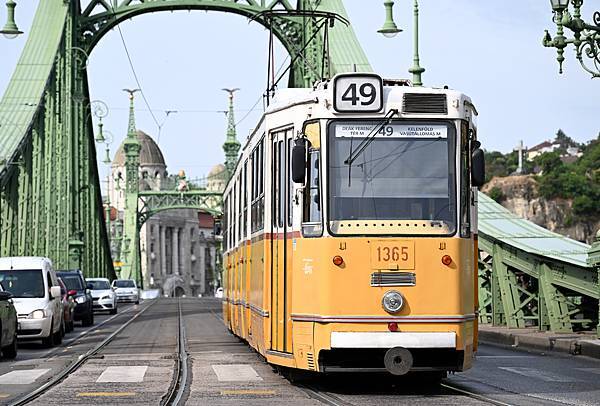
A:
[78,0,371,88]
[138,191,222,226]
[478,235,598,333]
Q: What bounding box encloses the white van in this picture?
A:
[0,257,64,346]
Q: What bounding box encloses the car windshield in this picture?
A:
[328,121,456,234]
[114,280,135,288]
[0,270,45,298]
[59,274,84,291]
[88,280,110,290]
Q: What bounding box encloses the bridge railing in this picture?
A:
[477,192,598,334]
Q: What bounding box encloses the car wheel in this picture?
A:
[110,307,117,315]
[82,312,93,327]
[2,326,18,359]
[135,300,140,305]
[69,320,75,332]
[54,323,63,345]
[42,319,56,347]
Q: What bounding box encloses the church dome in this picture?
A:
[207,163,226,179]
[112,130,166,167]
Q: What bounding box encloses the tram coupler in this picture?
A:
[383,347,413,375]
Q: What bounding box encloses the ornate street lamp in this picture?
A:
[0,0,23,39]
[550,0,570,11]
[544,0,600,77]
[378,0,425,86]
[378,0,402,38]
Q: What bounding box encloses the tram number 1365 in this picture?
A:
[371,241,415,269]
[376,246,409,262]
[334,74,383,113]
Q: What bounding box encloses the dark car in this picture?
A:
[0,284,17,359]
[56,270,94,327]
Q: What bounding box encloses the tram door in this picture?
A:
[271,128,293,353]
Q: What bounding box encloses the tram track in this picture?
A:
[297,377,515,406]
[160,298,190,406]
[441,381,515,406]
[8,300,156,406]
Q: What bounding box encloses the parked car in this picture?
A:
[112,279,139,304]
[0,284,17,359]
[56,270,94,327]
[0,257,64,347]
[57,277,75,333]
[87,278,117,314]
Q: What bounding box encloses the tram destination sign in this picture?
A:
[334,123,448,139]
[333,73,383,113]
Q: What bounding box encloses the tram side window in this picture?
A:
[223,196,229,251]
[302,148,323,237]
[460,121,471,238]
[237,173,245,241]
[278,140,284,228]
[243,160,248,239]
[287,137,293,227]
[233,180,237,247]
[251,136,265,233]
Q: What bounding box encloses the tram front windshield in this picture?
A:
[328,121,456,234]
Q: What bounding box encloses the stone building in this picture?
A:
[110,130,223,296]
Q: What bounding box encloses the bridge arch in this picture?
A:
[78,0,347,88]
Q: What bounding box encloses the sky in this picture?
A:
[0,1,598,182]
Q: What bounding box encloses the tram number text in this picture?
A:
[333,74,383,112]
[341,83,377,106]
[376,246,409,262]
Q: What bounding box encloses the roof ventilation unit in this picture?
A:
[402,93,448,114]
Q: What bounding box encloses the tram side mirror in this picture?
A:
[292,139,307,184]
[213,218,222,236]
[471,148,485,187]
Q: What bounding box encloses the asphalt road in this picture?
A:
[0,302,141,404]
[3,298,599,405]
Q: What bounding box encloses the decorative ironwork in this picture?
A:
[138,191,222,226]
[544,0,600,77]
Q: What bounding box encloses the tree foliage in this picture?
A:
[536,135,600,217]
[483,132,599,219]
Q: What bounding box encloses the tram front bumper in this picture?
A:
[330,332,456,349]
[318,331,468,373]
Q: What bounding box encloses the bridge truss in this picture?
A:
[0,1,597,333]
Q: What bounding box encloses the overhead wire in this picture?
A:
[115,22,161,133]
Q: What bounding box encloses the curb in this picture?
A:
[478,329,600,360]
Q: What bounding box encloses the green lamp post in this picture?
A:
[379,0,425,86]
[0,0,23,39]
[544,0,600,77]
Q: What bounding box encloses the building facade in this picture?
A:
[110,130,225,296]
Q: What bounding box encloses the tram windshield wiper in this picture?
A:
[343,109,399,166]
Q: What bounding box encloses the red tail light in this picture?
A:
[388,322,399,332]
[333,255,344,266]
[441,255,453,266]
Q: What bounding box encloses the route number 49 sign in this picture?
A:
[333,74,383,113]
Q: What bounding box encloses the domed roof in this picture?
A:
[207,163,226,179]
[112,130,166,167]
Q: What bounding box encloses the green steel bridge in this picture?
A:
[0,0,598,335]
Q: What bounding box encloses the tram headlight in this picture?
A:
[382,290,404,314]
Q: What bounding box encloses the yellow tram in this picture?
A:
[222,73,484,377]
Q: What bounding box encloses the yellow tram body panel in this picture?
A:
[223,234,476,373]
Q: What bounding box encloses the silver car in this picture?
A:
[111,279,139,304]
[87,278,118,314]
